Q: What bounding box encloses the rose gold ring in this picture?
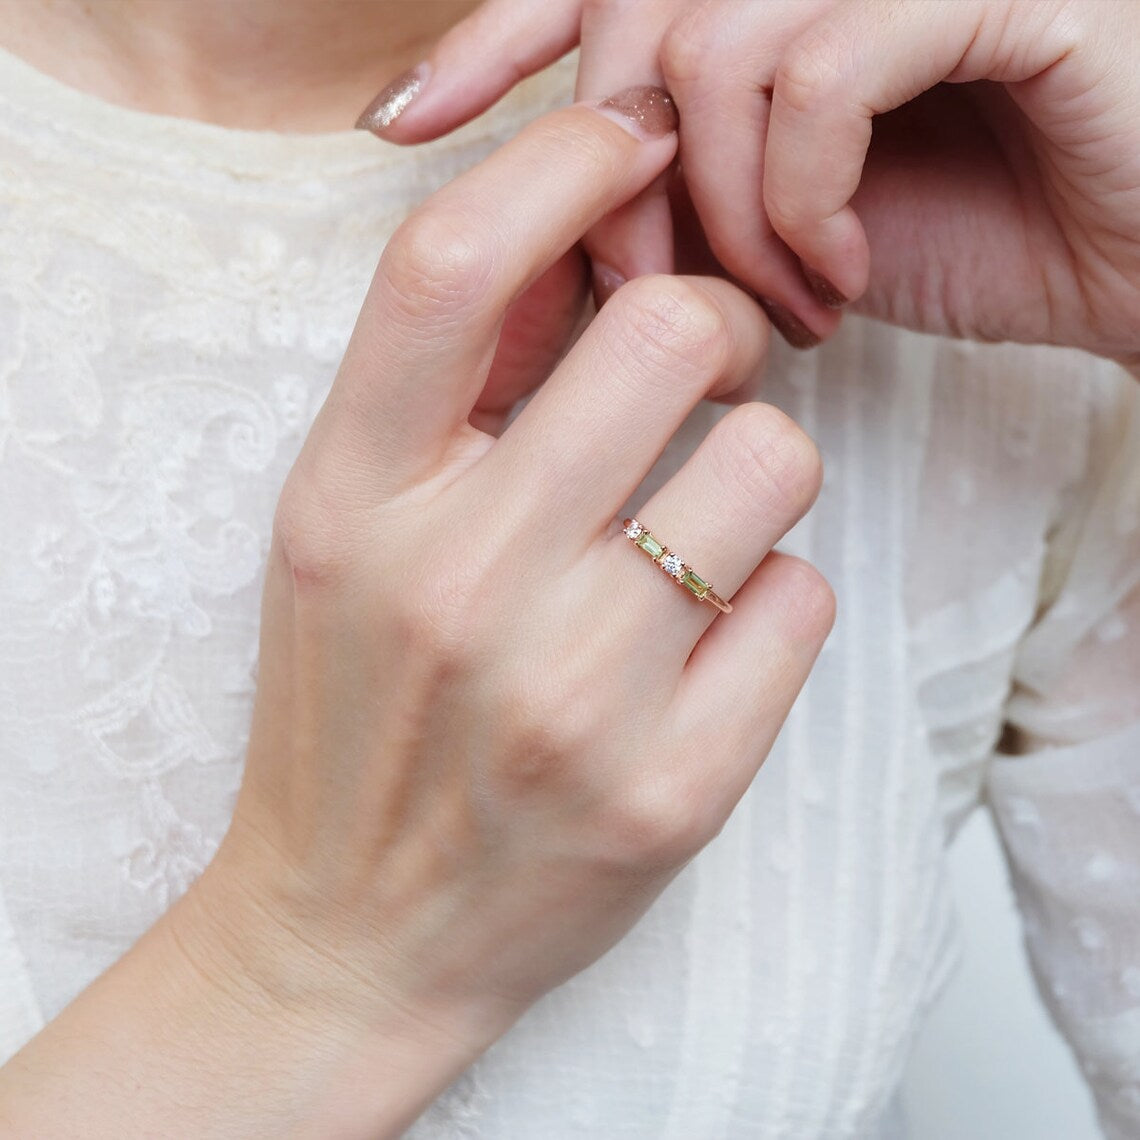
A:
[622,518,732,614]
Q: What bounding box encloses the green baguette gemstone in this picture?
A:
[680,569,710,598]
[636,532,664,559]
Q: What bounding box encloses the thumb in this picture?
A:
[356,0,584,143]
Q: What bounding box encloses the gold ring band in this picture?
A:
[622,518,733,614]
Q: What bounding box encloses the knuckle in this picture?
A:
[272,482,356,592]
[763,185,807,237]
[600,774,715,871]
[774,33,843,119]
[493,670,600,797]
[611,275,735,383]
[713,403,823,515]
[660,5,719,87]
[381,208,493,321]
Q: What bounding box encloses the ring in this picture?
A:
[622,518,733,614]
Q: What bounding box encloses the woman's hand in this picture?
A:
[0,88,832,1140]
[366,0,1140,367]
[224,79,830,1075]
[213,80,832,1120]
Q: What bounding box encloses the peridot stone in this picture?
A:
[681,569,710,598]
[636,532,664,559]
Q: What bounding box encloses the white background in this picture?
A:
[899,808,1102,1139]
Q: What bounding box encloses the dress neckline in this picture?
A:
[0,41,554,184]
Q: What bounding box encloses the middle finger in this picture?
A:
[476,274,769,544]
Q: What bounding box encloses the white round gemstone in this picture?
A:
[624,519,644,539]
[661,553,684,578]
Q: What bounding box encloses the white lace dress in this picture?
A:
[1,46,1138,1140]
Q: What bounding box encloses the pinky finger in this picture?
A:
[674,551,835,815]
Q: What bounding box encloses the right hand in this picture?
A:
[187,86,833,1082]
[377,0,1140,365]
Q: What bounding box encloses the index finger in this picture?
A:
[318,87,680,496]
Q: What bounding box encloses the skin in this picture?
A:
[0,0,480,130]
[373,0,1140,375]
[0,4,832,1136]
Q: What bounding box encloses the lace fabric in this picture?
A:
[0,43,1137,1138]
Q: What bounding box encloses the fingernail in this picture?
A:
[756,296,822,350]
[592,262,626,307]
[595,85,678,140]
[355,63,428,133]
[802,265,847,309]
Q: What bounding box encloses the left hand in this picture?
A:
[361,0,1140,368]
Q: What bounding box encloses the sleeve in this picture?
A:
[987,363,1140,1140]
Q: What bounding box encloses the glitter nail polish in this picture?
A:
[803,265,848,309]
[355,64,427,133]
[756,296,822,350]
[595,86,679,140]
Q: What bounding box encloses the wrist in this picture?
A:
[164,833,522,1137]
[0,853,513,1140]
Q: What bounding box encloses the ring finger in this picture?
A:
[601,398,823,664]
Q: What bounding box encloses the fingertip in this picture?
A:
[593,85,679,141]
[354,0,582,142]
[354,64,504,145]
[355,63,431,136]
[755,296,830,351]
[802,265,848,309]
[781,205,870,311]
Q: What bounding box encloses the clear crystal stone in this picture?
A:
[624,519,643,539]
[661,553,684,578]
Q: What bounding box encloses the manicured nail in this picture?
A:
[355,63,428,133]
[595,85,678,140]
[592,262,626,307]
[756,296,822,350]
[803,265,847,309]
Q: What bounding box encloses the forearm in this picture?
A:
[0,861,509,1139]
